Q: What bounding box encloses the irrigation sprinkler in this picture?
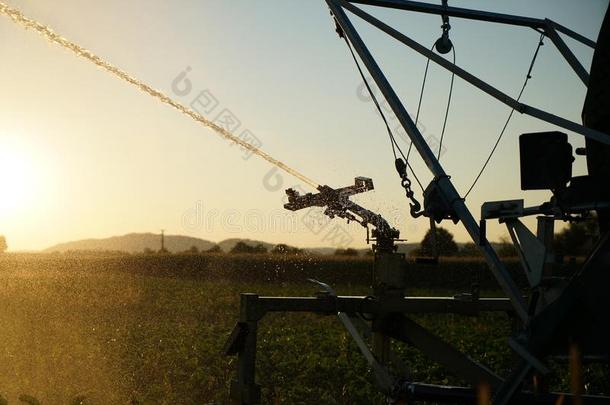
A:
[2,0,606,402]
[226,1,610,403]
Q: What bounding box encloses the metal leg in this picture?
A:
[228,294,262,404]
[492,361,531,405]
[350,314,410,377]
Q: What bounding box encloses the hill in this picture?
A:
[45,233,216,254]
[45,234,304,254]
[44,235,430,256]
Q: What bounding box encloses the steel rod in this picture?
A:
[404,382,610,404]
[341,1,610,146]
[347,0,545,28]
[257,296,514,315]
[385,315,504,386]
[544,20,589,86]
[550,20,597,48]
[347,0,596,48]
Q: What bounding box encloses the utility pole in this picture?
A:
[160,229,166,253]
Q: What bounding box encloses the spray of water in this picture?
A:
[0,2,319,189]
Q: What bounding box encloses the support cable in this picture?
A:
[406,45,433,163]
[342,32,424,191]
[406,44,456,163]
[437,45,455,160]
[464,33,545,198]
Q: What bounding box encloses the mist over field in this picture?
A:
[0,253,606,403]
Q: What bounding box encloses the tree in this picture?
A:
[418,227,458,257]
[496,236,517,257]
[0,236,6,253]
[554,220,599,257]
[271,244,302,255]
[230,242,251,254]
[143,247,154,255]
[207,245,222,253]
[459,243,482,257]
[230,242,268,254]
[251,244,268,254]
[334,248,359,256]
[185,245,199,254]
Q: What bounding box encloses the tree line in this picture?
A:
[0,218,595,257]
[411,219,599,259]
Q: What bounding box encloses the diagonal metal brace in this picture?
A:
[381,314,504,388]
[308,279,396,393]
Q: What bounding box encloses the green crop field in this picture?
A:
[0,253,606,404]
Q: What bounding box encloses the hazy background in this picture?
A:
[0,0,607,251]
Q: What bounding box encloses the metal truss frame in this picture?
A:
[225,1,610,403]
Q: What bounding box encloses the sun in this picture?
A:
[0,136,38,214]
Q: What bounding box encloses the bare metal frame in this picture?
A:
[225,1,610,404]
[326,0,609,321]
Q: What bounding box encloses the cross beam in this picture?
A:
[347,0,596,47]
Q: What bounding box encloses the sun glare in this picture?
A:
[0,136,38,214]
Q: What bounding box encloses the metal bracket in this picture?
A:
[505,218,546,288]
[224,322,249,356]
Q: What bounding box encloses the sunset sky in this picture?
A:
[0,0,607,251]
